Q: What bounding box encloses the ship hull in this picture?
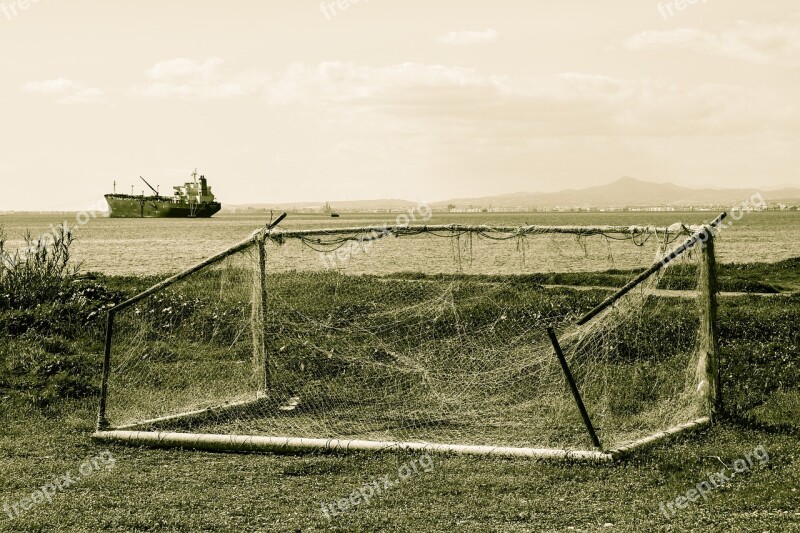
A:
[105,195,222,218]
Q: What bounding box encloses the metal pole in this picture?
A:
[258,237,270,391]
[699,227,722,422]
[258,212,287,392]
[547,327,602,449]
[97,311,115,430]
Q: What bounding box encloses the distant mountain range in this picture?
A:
[228,177,800,211]
[431,177,800,209]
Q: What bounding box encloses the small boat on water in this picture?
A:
[323,201,339,217]
[105,170,222,218]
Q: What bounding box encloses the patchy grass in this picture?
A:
[718,257,800,292]
[0,253,798,531]
[0,399,798,532]
[388,257,800,294]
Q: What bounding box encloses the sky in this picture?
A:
[0,0,798,211]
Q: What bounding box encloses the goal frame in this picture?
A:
[93,214,725,462]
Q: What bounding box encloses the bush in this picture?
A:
[0,227,122,405]
[0,225,81,310]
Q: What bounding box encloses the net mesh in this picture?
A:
[104,225,708,451]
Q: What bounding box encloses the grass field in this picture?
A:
[1,399,799,531]
[1,255,799,531]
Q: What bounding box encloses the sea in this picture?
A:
[1,211,798,277]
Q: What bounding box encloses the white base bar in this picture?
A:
[606,417,711,458]
[92,430,614,462]
[93,417,712,462]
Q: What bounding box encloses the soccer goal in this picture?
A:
[92,213,725,461]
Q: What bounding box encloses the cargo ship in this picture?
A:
[105,170,222,218]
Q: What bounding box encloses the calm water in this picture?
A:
[1,211,798,276]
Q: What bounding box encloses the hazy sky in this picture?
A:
[1,0,798,210]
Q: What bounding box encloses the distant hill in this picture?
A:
[227,177,800,212]
[430,177,800,209]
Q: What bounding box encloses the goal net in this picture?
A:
[95,221,719,459]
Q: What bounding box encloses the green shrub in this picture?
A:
[0,225,81,310]
[0,227,123,405]
[0,282,120,338]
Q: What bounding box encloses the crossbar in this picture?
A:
[270,223,693,240]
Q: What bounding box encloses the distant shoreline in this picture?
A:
[4,206,799,216]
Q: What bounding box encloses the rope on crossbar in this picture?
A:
[271,224,691,254]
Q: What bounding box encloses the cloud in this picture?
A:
[146,57,225,80]
[438,28,498,46]
[54,54,794,145]
[259,60,799,143]
[21,78,79,94]
[265,61,499,106]
[247,60,800,198]
[623,21,800,67]
[131,58,269,99]
[60,88,106,104]
[21,78,106,104]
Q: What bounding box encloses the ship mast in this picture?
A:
[189,169,198,217]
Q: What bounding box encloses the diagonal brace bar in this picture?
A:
[111,213,288,314]
[576,212,727,326]
[547,327,602,449]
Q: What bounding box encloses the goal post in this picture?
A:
[698,224,723,422]
[93,215,726,461]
